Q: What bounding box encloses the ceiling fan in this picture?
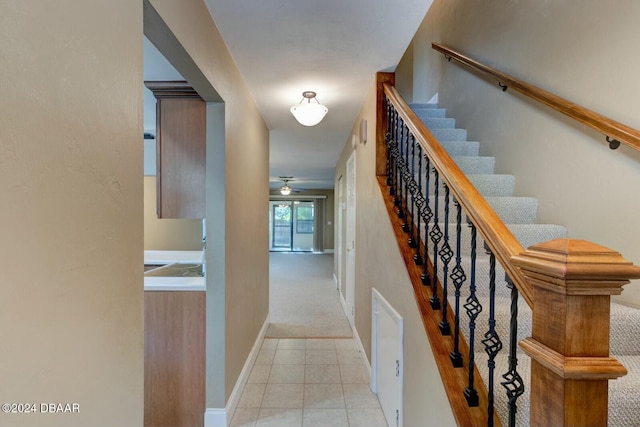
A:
[275,177,301,195]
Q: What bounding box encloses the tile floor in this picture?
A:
[230,338,389,427]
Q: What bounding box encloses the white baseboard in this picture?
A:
[203,408,227,427]
[333,273,338,290]
[352,324,371,380]
[324,249,335,254]
[337,292,367,366]
[204,313,270,427]
[339,291,348,319]
[337,290,369,380]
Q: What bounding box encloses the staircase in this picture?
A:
[409,102,640,426]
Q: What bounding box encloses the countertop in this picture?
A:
[144,250,205,291]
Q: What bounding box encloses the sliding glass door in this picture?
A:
[270,200,315,252]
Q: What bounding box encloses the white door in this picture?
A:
[372,289,403,427]
[345,153,356,326]
[336,175,344,290]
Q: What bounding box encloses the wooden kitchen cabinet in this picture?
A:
[145,81,205,219]
[144,290,205,427]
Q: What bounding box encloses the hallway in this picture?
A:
[267,253,352,338]
[229,254,388,427]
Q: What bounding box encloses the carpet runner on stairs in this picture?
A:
[408,102,640,426]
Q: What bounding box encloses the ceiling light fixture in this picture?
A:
[279,179,292,195]
[290,91,328,126]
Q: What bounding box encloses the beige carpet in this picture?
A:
[267,252,353,338]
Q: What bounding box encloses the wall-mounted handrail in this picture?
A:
[432,42,640,153]
[383,83,533,307]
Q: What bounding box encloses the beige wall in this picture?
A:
[144,176,203,250]
[334,80,456,426]
[147,0,270,410]
[400,0,640,305]
[0,0,268,427]
[0,1,143,426]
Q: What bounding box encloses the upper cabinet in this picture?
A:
[145,81,205,219]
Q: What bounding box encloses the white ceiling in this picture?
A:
[144,0,432,190]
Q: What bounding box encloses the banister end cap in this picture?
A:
[511,238,640,283]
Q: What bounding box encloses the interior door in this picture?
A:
[336,175,344,290]
[345,153,356,326]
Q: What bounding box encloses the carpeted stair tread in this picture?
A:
[485,197,538,224]
[423,117,456,129]
[467,174,516,197]
[439,140,480,157]
[424,167,505,196]
[609,355,640,427]
[409,103,440,109]
[507,223,568,249]
[414,108,447,119]
[452,156,496,174]
[430,128,467,141]
[609,303,640,355]
[431,196,537,224]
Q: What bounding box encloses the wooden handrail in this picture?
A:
[383,83,534,307]
[432,42,640,153]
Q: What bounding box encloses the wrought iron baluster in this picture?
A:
[463,221,481,407]
[482,250,503,427]
[429,168,442,310]
[501,277,525,427]
[394,117,404,213]
[388,108,399,198]
[385,98,393,187]
[407,134,418,248]
[413,144,424,265]
[400,123,410,230]
[438,183,453,335]
[420,156,433,286]
[449,200,465,367]
[392,111,402,204]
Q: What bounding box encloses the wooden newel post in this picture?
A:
[376,72,394,177]
[511,239,640,427]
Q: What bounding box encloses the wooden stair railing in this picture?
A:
[381,79,533,308]
[432,42,640,153]
[375,72,640,426]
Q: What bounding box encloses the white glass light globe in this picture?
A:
[290,102,328,126]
